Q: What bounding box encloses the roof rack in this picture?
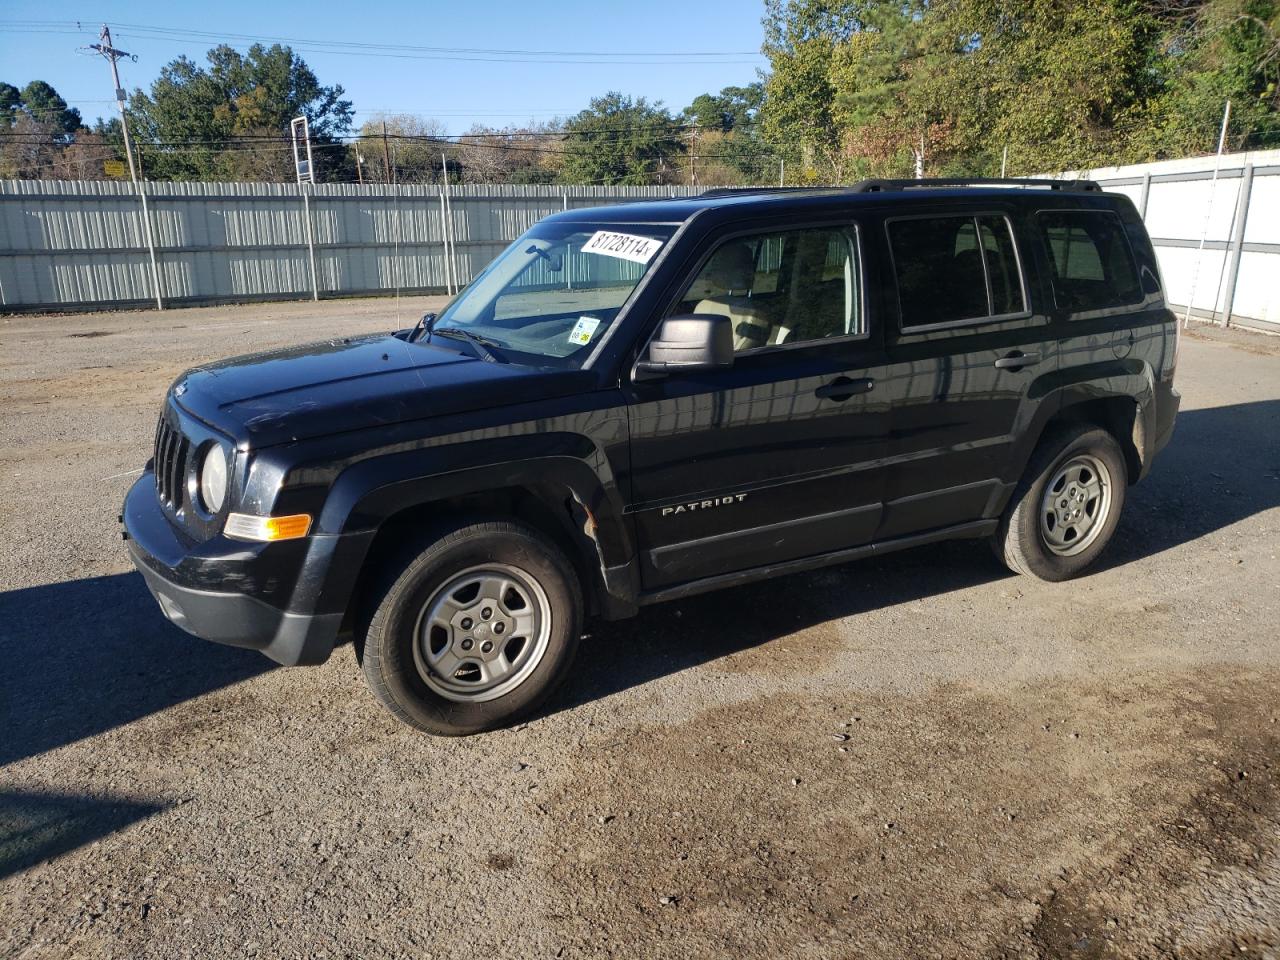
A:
[697,177,1101,199]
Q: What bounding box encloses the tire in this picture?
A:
[995,425,1128,582]
[359,519,583,735]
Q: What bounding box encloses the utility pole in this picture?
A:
[88,24,141,183]
[86,24,162,310]
[382,121,393,184]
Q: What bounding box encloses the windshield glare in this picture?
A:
[432,221,676,367]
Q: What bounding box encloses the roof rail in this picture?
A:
[696,186,833,198]
[852,177,1102,193]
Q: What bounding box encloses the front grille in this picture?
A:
[153,414,190,511]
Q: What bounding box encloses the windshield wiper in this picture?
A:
[432,326,506,363]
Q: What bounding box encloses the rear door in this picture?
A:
[875,206,1058,540]
[624,220,893,589]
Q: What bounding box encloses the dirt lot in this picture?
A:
[1,299,1278,959]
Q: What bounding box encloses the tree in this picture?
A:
[455,122,565,184]
[0,83,21,128]
[129,44,354,181]
[681,84,771,184]
[559,93,684,185]
[756,0,1195,179]
[20,80,82,133]
[1141,0,1280,154]
[683,83,765,132]
[355,113,449,183]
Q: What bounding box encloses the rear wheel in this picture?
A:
[995,425,1127,581]
[359,520,582,735]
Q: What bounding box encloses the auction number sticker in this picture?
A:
[582,230,664,264]
[568,315,602,346]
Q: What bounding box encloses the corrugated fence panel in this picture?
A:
[0,180,706,310]
[13,174,1274,330]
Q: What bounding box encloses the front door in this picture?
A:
[624,223,891,590]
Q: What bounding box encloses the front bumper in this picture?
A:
[122,473,349,666]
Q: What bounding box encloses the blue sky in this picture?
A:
[0,1,770,133]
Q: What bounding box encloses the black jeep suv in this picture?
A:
[123,179,1179,735]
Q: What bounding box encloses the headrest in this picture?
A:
[701,242,756,293]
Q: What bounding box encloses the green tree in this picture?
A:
[1142,0,1280,154]
[681,83,771,184]
[684,82,765,132]
[129,44,354,181]
[20,80,82,133]
[0,83,21,128]
[559,92,684,185]
[759,1,926,180]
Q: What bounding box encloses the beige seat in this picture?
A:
[690,242,778,351]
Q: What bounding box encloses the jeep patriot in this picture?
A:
[122,179,1180,735]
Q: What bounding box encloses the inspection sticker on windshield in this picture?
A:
[582,230,664,264]
[568,315,601,346]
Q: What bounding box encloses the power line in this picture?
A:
[0,20,766,64]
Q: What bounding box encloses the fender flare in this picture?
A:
[300,435,638,628]
[992,356,1156,516]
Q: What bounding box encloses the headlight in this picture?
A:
[198,444,229,513]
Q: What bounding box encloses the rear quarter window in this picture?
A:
[1036,209,1143,314]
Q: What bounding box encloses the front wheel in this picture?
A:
[995,425,1128,582]
[359,520,583,735]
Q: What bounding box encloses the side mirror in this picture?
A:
[635,314,734,379]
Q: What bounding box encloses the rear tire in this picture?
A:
[359,519,583,735]
[995,425,1127,582]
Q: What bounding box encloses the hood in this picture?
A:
[171,332,592,447]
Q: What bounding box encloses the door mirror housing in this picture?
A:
[635,314,733,379]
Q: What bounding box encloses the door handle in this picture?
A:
[993,351,1042,370]
[815,376,875,401]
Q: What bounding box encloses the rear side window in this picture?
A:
[1036,210,1142,313]
[889,215,1026,329]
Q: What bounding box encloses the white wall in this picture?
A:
[1065,150,1280,331]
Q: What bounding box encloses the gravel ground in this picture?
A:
[1,300,1278,959]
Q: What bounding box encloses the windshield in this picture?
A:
[430,221,677,367]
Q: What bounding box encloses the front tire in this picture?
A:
[359,520,583,735]
[995,425,1127,582]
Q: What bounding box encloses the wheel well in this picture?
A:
[1049,397,1143,482]
[343,485,603,638]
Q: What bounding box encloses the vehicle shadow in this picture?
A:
[1099,397,1280,570]
[0,572,271,768]
[557,399,1280,713]
[0,788,167,881]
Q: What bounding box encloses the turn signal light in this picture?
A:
[225,512,312,542]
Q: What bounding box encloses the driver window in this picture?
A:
[672,226,863,352]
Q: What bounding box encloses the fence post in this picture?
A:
[1220,163,1254,328]
[138,182,164,310]
[1138,171,1151,220]
[300,183,319,301]
[437,187,453,295]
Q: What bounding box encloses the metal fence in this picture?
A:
[0,180,702,312]
[1068,148,1280,333]
[3,156,1279,332]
